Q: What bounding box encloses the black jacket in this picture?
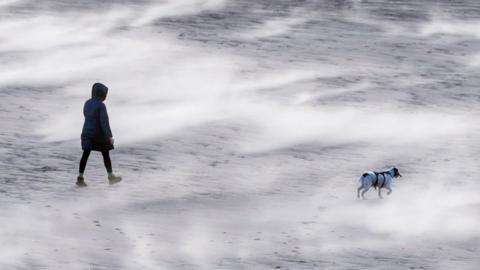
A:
[81,83,113,151]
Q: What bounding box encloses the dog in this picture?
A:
[357,167,402,199]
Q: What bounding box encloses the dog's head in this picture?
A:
[392,167,402,178]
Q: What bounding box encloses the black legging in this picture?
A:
[79,150,112,174]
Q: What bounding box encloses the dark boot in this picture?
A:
[76,176,87,187]
[108,174,122,185]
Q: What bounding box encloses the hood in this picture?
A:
[92,82,108,101]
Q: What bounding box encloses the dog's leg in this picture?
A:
[361,188,368,200]
[386,187,392,195]
[378,188,383,199]
[357,185,363,199]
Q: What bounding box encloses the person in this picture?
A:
[77,82,122,187]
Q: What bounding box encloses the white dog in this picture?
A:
[357,167,402,199]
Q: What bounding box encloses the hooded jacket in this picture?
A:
[81,83,113,151]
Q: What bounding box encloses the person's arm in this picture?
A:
[99,103,113,141]
[83,101,87,117]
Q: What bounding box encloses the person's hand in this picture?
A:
[109,137,114,146]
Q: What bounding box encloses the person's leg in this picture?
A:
[102,151,122,184]
[101,150,112,174]
[77,150,91,186]
[79,150,91,176]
